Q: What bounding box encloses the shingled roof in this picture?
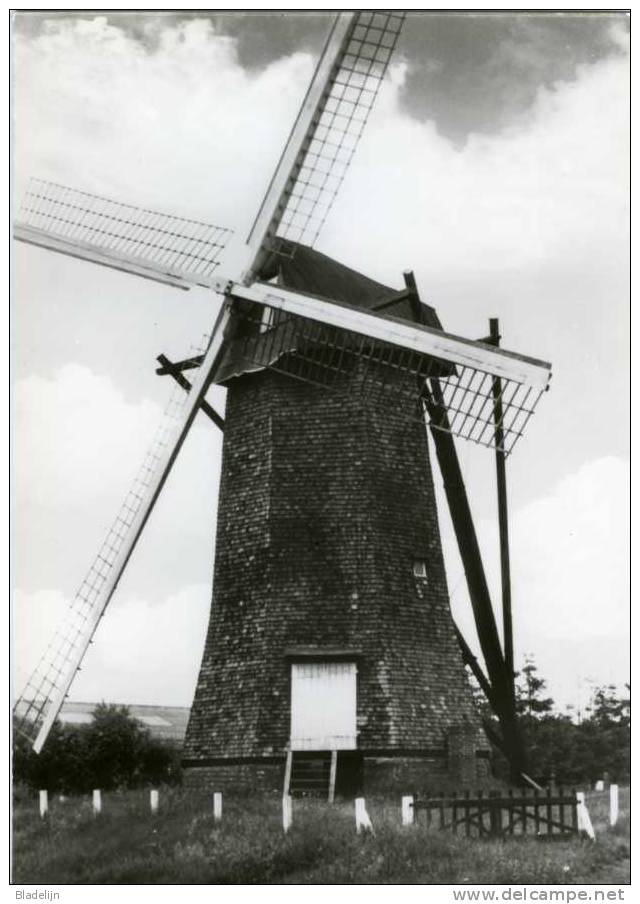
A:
[214,240,448,385]
[261,240,443,327]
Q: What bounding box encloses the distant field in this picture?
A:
[12,786,630,885]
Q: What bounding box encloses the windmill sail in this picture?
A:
[14,304,232,752]
[14,178,233,290]
[219,277,551,456]
[245,11,405,278]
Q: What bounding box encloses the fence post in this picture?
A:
[150,789,159,814]
[576,791,595,840]
[39,790,48,819]
[282,794,292,833]
[328,750,338,804]
[489,790,501,837]
[401,795,414,826]
[355,797,373,834]
[92,789,101,816]
[609,784,619,827]
[213,792,222,823]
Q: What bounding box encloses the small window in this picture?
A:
[413,559,428,580]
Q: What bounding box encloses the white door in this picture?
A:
[290,662,357,750]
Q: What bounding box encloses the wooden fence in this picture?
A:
[35,784,606,838]
[413,788,579,838]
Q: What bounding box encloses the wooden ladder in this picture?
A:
[284,750,338,801]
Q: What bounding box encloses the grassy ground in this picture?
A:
[12,786,630,885]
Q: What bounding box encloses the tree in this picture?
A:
[474,655,629,786]
[86,703,151,790]
[515,656,554,717]
[13,703,182,793]
[589,683,630,727]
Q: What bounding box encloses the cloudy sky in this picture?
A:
[12,11,629,716]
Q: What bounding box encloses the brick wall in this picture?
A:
[184,359,487,769]
[183,760,284,795]
[448,725,483,786]
[181,752,492,795]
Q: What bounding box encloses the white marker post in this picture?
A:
[576,791,595,840]
[92,789,102,816]
[595,780,604,791]
[401,795,414,826]
[150,789,159,814]
[282,794,292,833]
[355,797,373,834]
[39,790,48,819]
[213,792,222,823]
[610,784,619,827]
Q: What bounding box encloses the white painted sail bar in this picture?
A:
[244,12,406,276]
[229,280,552,391]
[22,303,232,753]
[15,224,193,290]
[14,178,233,290]
[244,13,355,277]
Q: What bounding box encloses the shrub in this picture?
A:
[13,703,182,792]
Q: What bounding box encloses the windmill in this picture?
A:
[14,12,551,795]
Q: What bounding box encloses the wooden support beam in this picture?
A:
[156,355,203,376]
[425,379,507,691]
[453,620,496,709]
[401,273,527,780]
[489,318,515,696]
[156,355,224,431]
[482,718,507,755]
[369,287,414,313]
[402,270,423,324]
[423,378,527,779]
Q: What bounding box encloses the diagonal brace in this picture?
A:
[156,354,204,376]
[156,354,224,431]
[452,619,497,711]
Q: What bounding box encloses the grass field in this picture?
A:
[12,786,630,885]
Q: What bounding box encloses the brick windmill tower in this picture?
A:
[15,13,551,796]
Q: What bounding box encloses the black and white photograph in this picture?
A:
[11,7,630,890]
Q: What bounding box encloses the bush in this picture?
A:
[471,660,630,787]
[13,703,182,792]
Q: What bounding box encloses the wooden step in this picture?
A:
[288,751,332,798]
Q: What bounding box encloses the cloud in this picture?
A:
[14,364,161,510]
[510,456,629,642]
[13,589,68,695]
[14,585,212,706]
[323,47,628,288]
[446,455,629,708]
[15,15,626,278]
[14,364,224,598]
[397,13,627,143]
[14,17,314,229]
